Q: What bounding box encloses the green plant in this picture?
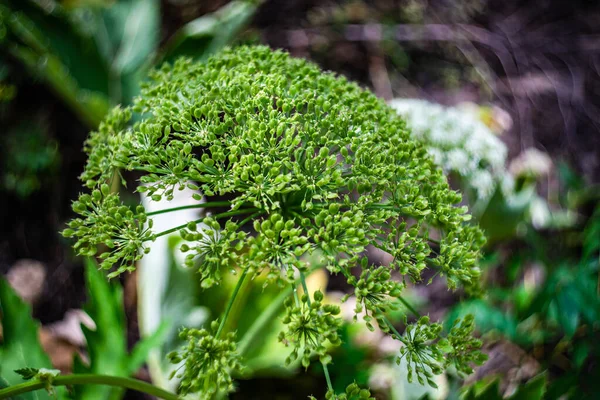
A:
[0,259,168,400]
[0,0,259,127]
[447,176,600,399]
[3,45,486,398]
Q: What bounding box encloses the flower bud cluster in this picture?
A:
[396,315,486,388]
[320,383,374,400]
[180,218,245,288]
[349,264,405,331]
[248,213,312,282]
[66,45,487,395]
[167,322,241,398]
[279,290,341,369]
[63,184,153,277]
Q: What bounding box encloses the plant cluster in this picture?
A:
[64,45,486,397]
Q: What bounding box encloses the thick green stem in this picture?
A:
[322,362,334,393]
[0,374,179,400]
[237,267,320,356]
[216,268,249,338]
[146,201,232,216]
[153,208,257,238]
[237,285,292,355]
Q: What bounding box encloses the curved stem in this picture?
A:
[237,285,293,355]
[383,315,404,342]
[146,201,232,216]
[0,374,179,400]
[237,266,321,356]
[237,210,265,228]
[216,268,249,338]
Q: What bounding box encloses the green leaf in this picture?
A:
[508,373,547,400]
[446,299,520,342]
[555,287,580,338]
[475,183,535,243]
[462,379,503,400]
[463,374,547,400]
[160,0,258,63]
[73,258,128,400]
[111,0,159,75]
[1,0,111,126]
[14,367,39,380]
[0,278,65,399]
[583,205,600,261]
[74,258,166,400]
[125,321,168,376]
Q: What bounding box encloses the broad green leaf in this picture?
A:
[508,373,546,400]
[111,0,159,75]
[462,374,546,400]
[475,183,535,243]
[125,321,168,376]
[0,278,66,399]
[555,288,580,338]
[74,258,166,400]
[73,259,128,400]
[583,205,600,261]
[1,0,111,126]
[160,0,258,63]
[90,0,159,103]
[462,379,502,400]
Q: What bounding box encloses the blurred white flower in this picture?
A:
[369,363,396,391]
[509,148,552,178]
[389,98,507,200]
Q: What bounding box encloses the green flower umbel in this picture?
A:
[66,45,487,396]
[168,323,241,398]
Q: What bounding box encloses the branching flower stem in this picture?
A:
[238,266,321,356]
[0,374,179,400]
[146,201,233,216]
[338,265,420,318]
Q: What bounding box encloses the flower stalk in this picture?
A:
[0,374,179,400]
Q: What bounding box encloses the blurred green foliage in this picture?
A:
[0,0,258,200]
[0,259,166,400]
[0,0,259,127]
[1,120,60,197]
[73,258,167,400]
[0,279,66,399]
